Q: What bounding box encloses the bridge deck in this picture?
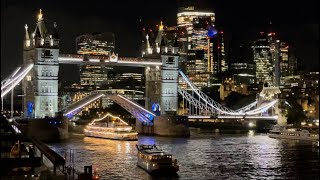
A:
[58,54,162,67]
[62,92,105,116]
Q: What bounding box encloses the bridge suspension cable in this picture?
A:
[179,70,241,115]
[178,86,217,114]
[244,100,278,115]
[1,67,21,88]
[235,101,258,113]
[1,64,34,98]
[178,70,278,116]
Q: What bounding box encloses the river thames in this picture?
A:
[48,129,319,180]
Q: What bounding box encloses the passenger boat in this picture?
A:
[268,125,319,141]
[84,113,137,141]
[136,144,179,175]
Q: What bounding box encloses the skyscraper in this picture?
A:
[76,32,115,89]
[252,32,272,86]
[253,31,292,87]
[268,32,280,87]
[177,3,221,87]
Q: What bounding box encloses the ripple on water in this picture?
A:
[48,133,319,180]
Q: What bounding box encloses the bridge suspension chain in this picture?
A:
[178,87,217,114]
[179,70,242,115]
[235,101,258,113]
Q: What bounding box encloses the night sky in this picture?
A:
[1,0,318,84]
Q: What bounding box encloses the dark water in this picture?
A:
[48,130,319,180]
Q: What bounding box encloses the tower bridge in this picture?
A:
[1,10,281,137]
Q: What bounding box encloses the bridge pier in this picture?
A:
[154,115,190,137]
[56,112,69,140]
[136,121,154,135]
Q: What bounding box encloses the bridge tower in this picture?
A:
[22,10,60,118]
[159,37,179,115]
[144,32,179,115]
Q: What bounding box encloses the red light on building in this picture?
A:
[220,31,224,34]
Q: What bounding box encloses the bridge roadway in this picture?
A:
[58,54,162,67]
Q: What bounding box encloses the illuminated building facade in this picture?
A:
[76,32,115,89]
[253,32,272,86]
[268,32,280,87]
[253,32,291,87]
[177,5,224,87]
[22,10,60,118]
[279,42,289,86]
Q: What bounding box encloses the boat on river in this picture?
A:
[268,125,319,141]
[136,144,179,175]
[84,113,137,141]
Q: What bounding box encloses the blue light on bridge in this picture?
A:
[151,103,161,116]
[27,102,34,117]
[145,113,154,122]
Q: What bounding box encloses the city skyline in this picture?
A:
[1,0,318,81]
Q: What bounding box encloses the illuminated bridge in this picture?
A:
[1,9,281,126]
[61,92,155,125]
[58,54,162,67]
[1,64,279,122]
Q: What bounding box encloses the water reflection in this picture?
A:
[48,133,319,179]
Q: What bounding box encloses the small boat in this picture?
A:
[84,113,137,141]
[268,125,319,141]
[136,144,179,175]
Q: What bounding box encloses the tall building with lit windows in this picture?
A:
[253,31,291,87]
[176,3,226,87]
[76,32,115,89]
[279,42,289,86]
[252,32,273,86]
[177,4,216,87]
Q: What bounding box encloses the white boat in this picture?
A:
[136,144,179,175]
[268,125,319,141]
[84,113,137,141]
